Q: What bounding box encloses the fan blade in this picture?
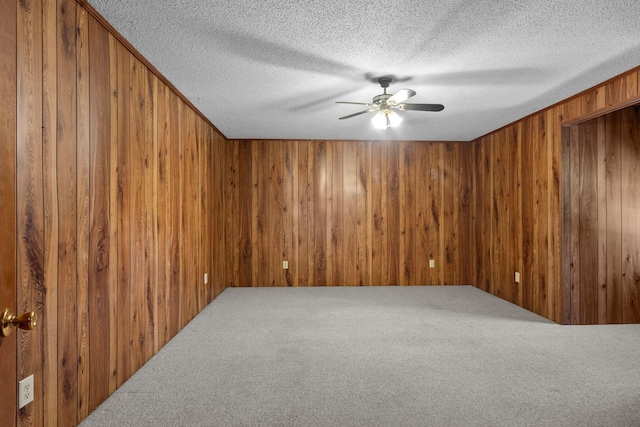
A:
[339,109,376,120]
[387,89,416,105]
[397,103,444,112]
[336,101,373,106]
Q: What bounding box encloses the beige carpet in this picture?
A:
[80,286,640,426]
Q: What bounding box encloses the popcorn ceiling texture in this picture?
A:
[88,0,640,141]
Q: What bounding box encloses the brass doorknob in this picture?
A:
[1,309,37,337]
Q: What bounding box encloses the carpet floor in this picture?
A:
[80,286,640,426]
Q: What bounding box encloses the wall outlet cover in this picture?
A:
[19,374,34,409]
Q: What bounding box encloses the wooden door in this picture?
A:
[0,0,17,424]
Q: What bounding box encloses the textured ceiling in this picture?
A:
[87,0,640,141]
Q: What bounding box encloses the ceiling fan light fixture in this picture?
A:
[372,109,402,130]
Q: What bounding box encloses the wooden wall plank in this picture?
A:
[605,111,623,323]
[546,108,560,320]
[42,0,59,422]
[306,142,316,285]
[578,117,598,324]
[434,143,446,285]
[17,0,45,416]
[211,131,224,296]
[107,31,119,397]
[56,0,79,422]
[399,142,415,286]
[251,141,259,287]
[184,107,198,322]
[343,141,357,286]
[415,143,428,285]
[155,76,168,348]
[129,56,146,373]
[0,0,17,424]
[88,14,111,411]
[621,105,640,323]
[489,134,504,296]
[257,141,269,286]
[296,141,309,286]
[115,39,131,387]
[537,113,550,318]
[371,142,383,287]
[76,4,90,421]
[442,143,455,286]
[568,124,581,323]
[356,141,372,286]
[312,142,327,286]
[433,143,446,285]
[144,70,158,356]
[238,141,252,286]
[270,141,284,286]
[386,143,400,285]
[331,141,344,286]
[290,141,299,287]
[281,140,294,286]
[508,125,522,303]
[167,88,181,338]
[596,116,607,324]
[324,141,333,287]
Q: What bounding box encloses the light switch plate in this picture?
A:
[283,261,289,270]
[204,273,208,284]
[515,272,520,283]
[429,259,435,268]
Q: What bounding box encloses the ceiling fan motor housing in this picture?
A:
[373,94,393,112]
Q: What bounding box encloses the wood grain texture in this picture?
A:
[88,14,111,411]
[5,4,640,426]
[621,106,640,323]
[225,140,472,288]
[129,56,146,374]
[76,6,91,420]
[17,1,45,425]
[578,117,598,324]
[0,0,17,424]
[115,39,131,387]
[473,66,640,324]
[107,32,119,397]
[343,141,357,286]
[332,141,344,286]
[42,1,59,423]
[605,112,623,323]
[5,2,224,425]
[562,105,640,324]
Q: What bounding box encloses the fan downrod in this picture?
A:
[378,77,392,93]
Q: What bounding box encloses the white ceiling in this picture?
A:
[87,0,640,142]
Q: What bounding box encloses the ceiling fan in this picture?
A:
[336,77,444,129]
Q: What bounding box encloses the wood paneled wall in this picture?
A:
[564,106,640,324]
[6,1,225,425]
[224,140,472,287]
[470,66,640,324]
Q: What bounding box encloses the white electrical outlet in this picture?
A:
[429,259,435,268]
[204,273,208,284]
[515,272,520,283]
[19,374,34,409]
[283,261,289,270]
